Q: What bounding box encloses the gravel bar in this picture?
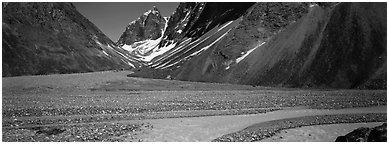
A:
[2,108,280,128]
[2,122,151,142]
[213,113,387,142]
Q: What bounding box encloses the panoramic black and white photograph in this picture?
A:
[2,1,387,142]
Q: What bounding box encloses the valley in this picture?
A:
[2,2,387,142]
[2,71,386,141]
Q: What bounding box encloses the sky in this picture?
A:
[73,2,179,42]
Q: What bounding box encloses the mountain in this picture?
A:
[117,6,168,60]
[2,2,137,77]
[127,2,386,89]
[214,2,386,89]
[119,2,255,69]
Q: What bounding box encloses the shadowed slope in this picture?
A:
[2,2,136,77]
[229,3,386,89]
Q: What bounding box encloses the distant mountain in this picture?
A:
[127,2,386,89]
[2,2,137,77]
[117,6,168,60]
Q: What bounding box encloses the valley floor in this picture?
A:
[2,71,387,142]
[260,122,385,142]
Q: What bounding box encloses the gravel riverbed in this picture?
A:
[213,113,387,142]
[3,71,386,142]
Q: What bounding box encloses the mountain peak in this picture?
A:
[144,6,160,16]
[117,5,167,47]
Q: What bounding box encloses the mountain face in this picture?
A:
[118,2,255,67]
[128,2,386,89]
[159,2,255,47]
[117,6,167,57]
[214,2,387,89]
[2,2,136,77]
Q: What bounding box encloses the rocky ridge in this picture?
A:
[335,123,387,142]
[117,6,168,57]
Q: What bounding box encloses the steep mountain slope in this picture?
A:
[2,2,137,77]
[117,6,167,59]
[117,3,255,66]
[129,2,386,89]
[221,2,387,89]
[122,2,255,76]
[173,3,311,82]
[159,2,255,46]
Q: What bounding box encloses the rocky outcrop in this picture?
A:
[335,123,387,142]
[2,2,136,77]
[158,2,204,47]
[117,6,167,47]
[116,6,169,62]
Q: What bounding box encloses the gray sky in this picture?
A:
[73,2,179,42]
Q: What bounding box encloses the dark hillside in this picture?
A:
[2,2,135,77]
[170,2,386,89]
[227,2,386,89]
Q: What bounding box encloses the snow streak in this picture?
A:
[236,42,266,63]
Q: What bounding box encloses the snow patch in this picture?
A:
[161,17,168,36]
[236,42,266,63]
[120,18,170,63]
[150,38,193,68]
[175,11,192,31]
[144,7,160,16]
[133,38,161,55]
[142,43,177,62]
[309,3,318,8]
[127,61,135,67]
[190,28,232,56]
[158,28,232,70]
[121,59,135,68]
[129,19,137,25]
[95,40,103,46]
[159,61,180,69]
[121,44,134,52]
[154,38,192,63]
[218,21,234,31]
[153,33,216,69]
[107,44,116,49]
[144,10,151,16]
[102,51,110,57]
[113,48,132,62]
[182,11,191,22]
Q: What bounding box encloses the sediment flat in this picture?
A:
[133,106,386,142]
[2,71,386,142]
